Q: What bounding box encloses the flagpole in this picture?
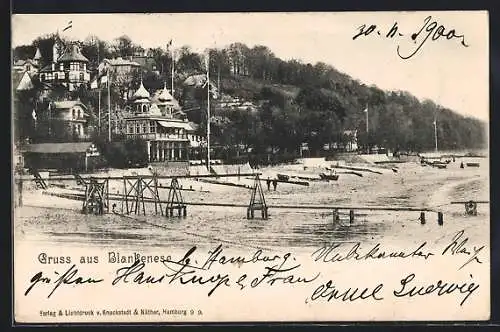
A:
[434,116,438,152]
[108,68,111,142]
[171,42,175,96]
[365,104,369,134]
[207,53,211,170]
[97,38,101,134]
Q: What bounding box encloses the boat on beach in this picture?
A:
[277,173,290,181]
[319,172,339,181]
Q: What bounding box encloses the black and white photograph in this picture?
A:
[12,12,489,323]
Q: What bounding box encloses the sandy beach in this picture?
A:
[13,157,489,253]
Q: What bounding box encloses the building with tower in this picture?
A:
[123,81,193,163]
[38,41,91,91]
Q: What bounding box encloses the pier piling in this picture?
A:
[420,212,426,224]
[438,212,444,226]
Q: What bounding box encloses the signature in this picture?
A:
[24,264,103,298]
[441,230,485,270]
[353,15,469,59]
[311,241,433,263]
[393,273,479,306]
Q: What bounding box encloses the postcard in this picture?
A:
[12,11,489,323]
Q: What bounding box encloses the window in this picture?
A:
[150,122,156,133]
[80,63,84,70]
[72,109,75,119]
[41,74,45,81]
[26,65,31,71]
[135,123,140,134]
[128,124,133,134]
[54,73,58,80]
[79,72,84,81]
[59,63,64,71]
[142,123,147,134]
[78,109,81,118]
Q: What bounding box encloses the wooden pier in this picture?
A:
[23,171,447,225]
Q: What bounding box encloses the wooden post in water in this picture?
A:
[81,178,106,215]
[349,210,355,224]
[166,177,186,218]
[247,174,268,220]
[420,212,426,224]
[438,212,444,226]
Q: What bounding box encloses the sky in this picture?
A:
[11,12,489,121]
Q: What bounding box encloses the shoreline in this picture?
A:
[14,158,489,252]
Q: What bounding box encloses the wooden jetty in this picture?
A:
[30,171,444,225]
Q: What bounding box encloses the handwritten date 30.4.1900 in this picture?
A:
[353,15,469,59]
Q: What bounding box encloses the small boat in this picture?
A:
[319,172,339,181]
[434,164,447,169]
[277,174,290,181]
[466,162,480,167]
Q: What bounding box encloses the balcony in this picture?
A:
[125,133,189,141]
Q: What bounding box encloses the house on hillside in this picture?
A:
[36,100,90,141]
[12,47,42,74]
[38,42,91,91]
[13,59,39,75]
[97,57,142,77]
[131,50,159,75]
[323,130,359,153]
[343,130,358,152]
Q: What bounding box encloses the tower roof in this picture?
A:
[58,44,89,62]
[34,47,42,60]
[158,82,174,102]
[132,81,150,101]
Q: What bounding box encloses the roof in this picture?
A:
[157,120,191,129]
[149,103,162,116]
[24,142,96,154]
[186,122,198,132]
[132,81,151,100]
[58,44,89,62]
[34,48,42,60]
[13,60,25,67]
[16,72,34,91]
[157,86,174,101]
[104,58,141,67]
[52,100,88,110]
[183,74,218,91]
[130,55,156,68]
[12,71,24,89]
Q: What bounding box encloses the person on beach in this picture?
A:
[266,178,271,191]
[272,179,278,191]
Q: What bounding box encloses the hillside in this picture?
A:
[12,35,488,159]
